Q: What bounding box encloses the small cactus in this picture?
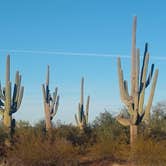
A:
[0,55,24,144]
[116,16,158,145]
[42,65,59,131]
[75,77,90,130]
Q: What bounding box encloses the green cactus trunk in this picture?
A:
[75,77,90,130]
[0,55,24,146]
[130,125,138,146]
[3,82,11,129]
[4,56,12,143]
[42,65,59,131]
[116,16,158,147]
[44,103,52,130]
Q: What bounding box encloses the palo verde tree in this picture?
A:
[0,55,24,145]
[42,65,60,131]
[116,16,158,145]
[75,77,90,130]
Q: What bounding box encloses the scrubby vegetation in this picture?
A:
[0,102,165,166]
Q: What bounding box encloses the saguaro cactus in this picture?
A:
[116,16,158,145]
[42,65,59,131]
[0,55,24,143]
[75,77,90,130]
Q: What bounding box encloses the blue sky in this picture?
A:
[0,1,166,124]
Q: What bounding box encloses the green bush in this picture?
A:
[93,111,129,143]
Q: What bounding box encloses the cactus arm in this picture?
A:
[116,115,131,126]
[134,48,140,113]
[75,114,79,126]
[51,95,60,118]
[77,103,81,123]
[117,58,131,105]
[146,64,154,87]
[140,43,148,87]
[81,77,84,106]
[50,87,59,119]
[53,87,58,101]
[16,86,24,110]
[131,16,137,96]
[123,80,129,97]
[15,73,21,103]
[138,52,149,115]
[12,84,17,107]
[42,84,46,102]
[50,100,54,114]
[79,103,83,123]
[12,71,19,107]
[85,96,90,124]
[143,69,158,124]
[45,65,50,103]
[82,113,86,126]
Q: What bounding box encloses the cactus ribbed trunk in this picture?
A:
[75,77,90,130]
[116,16,158,147]
[0,55,24,146]
[44,103,52,130]
[130,125,138,146]
[42,65,59,132]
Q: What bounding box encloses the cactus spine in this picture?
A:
[75,77,90,130]
[0,55,24,144]
[42,65,59,131]
[116,16,158,145]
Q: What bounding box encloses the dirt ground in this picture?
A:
[79,157,133,166]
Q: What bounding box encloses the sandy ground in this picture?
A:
[79,157,133,166]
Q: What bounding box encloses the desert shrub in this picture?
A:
[138,102,166,140]
[130,137,166,166]
[89,138,129,161]
[34,119,46,132]
[7,130,77,166]
[149,102,166,138]
[54,123,96,154]
[92,111,129,143]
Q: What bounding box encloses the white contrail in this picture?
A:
[0,49,166,61]
[0,49,128,58]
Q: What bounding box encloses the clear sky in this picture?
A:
[0,1,166,124]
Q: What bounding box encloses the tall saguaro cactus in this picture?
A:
[0,55,24,143]
[42,65,59,131]
[116,16,158,145]
[75,77,90,130]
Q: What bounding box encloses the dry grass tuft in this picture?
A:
[130,137,166,166]
[7,131,78,166]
